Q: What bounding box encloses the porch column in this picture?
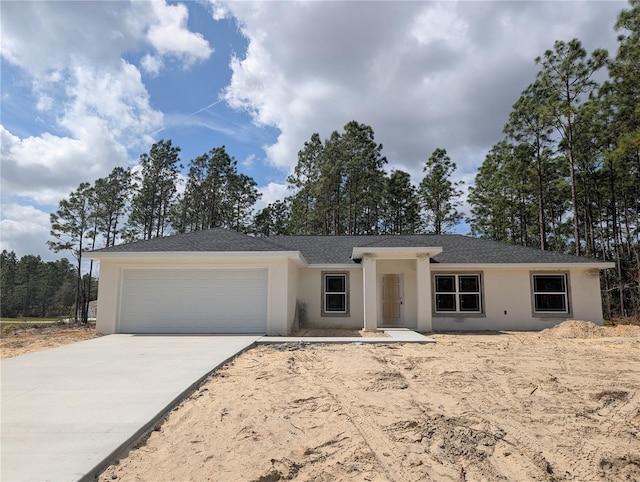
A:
[416,254,432,332]
[362,254,378,331]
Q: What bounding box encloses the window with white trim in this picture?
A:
[323,273,349,315]
[434,274,482,314]
[532,274,569,314]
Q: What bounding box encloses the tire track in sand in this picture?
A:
[294,348,416,482]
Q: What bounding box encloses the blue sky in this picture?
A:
[1,0,627,260]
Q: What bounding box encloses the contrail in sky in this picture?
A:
[188,98,224,116]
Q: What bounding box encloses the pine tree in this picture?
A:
[287,133,324,235]
[339,121,387,234]
[48,182,93,322]
[535,39,608,255]
[253,200,290,237]
[419,148,463,234]
[175,146,235,232]
[383,170,421,234]
[504,81,556,250]
[92,167,132,247]
[127,140,182,240]
[225,172,261,233]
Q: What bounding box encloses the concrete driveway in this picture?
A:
[1,334,259,482]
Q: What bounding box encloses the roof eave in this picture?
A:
[86,250,308,266]
[351,246,443,260]
[307,263,361,269]
[431,262,615,270]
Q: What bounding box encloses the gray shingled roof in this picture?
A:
[92,228,602,265]
[271,234,600,264]
[91,228,289,253]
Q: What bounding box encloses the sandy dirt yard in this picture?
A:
[0,324,98,359]
[92,322,640,482]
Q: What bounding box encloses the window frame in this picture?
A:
[530,272,571,316]
[321,272,350,317]
[432,273,484,316]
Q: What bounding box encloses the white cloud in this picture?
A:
[211,2,231,21]
[0,0,210,169]
[255,182,289,212]
[219,0,624,182]
[410,3,468,48]
[0,203,54,260]
[146,1,213,65]
[0,1,212,76]
[1,125,127,205]
[140,54,164,76]
[61,61,163,149]
[0,0,210,240]
[0,57,161,206]
[35,94,53,112]
[241,153,256,169]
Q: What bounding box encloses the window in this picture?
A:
[434,274,482,314]
[532,274,569,314]
[323,273,349,315]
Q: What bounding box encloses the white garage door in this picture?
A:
[119,269,268,334]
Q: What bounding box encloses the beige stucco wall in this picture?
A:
[296,264,606,332]
[266,258,288,335]
[95,255,606,335]
[431,267,604,331]
[297,267,364,329]
[94,256,296,336]
[95,259,119,335]
[295,264,605,332]
[286,259,299,334]
[298,260,420,330]
[569,268,605,323]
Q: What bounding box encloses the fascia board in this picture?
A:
[86,251,308,266]
[431,262,615,270]
[351,246,444,260]
[307,264,362,270]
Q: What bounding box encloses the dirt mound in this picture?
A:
[541,320,640,339]
[613,324,640,337]
[541,320,608,339]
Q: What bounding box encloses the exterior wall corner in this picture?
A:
[416,255,432,332]
[94,260,118,335]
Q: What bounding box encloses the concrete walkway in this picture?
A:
[1,335,259,482]
[1,330,432,482]
[258,329,435,344]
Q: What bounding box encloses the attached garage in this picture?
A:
[118,268,268,334]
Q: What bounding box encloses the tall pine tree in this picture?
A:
[419,148,463,234]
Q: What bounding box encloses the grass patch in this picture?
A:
[1,319,95,336]
[0,317,66,323]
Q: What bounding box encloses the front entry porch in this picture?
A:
[354,246,442,332]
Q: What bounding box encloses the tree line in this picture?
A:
[254,121,462,236]
[467,0,639,319]
[6,1,635,322]
[1,251,75,319]
[41,123,463,322]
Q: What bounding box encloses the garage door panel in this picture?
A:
[119,269,268,334]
